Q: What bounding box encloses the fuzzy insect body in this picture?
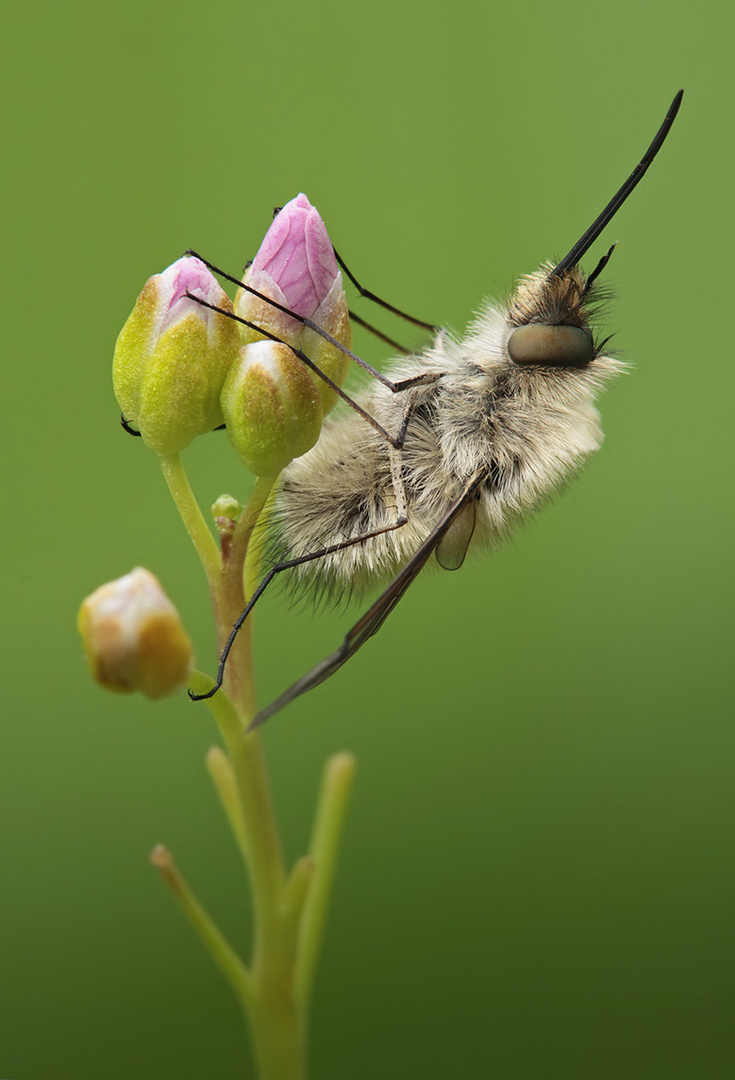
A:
[274,266,622,598]
[184,90,682,725]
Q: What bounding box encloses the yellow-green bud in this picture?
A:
[220,341,322,477]
[235,194,351,415]
[211,493,242,543]
[78,568,193,699]
[211,493,243,521]
[113,256,240,456]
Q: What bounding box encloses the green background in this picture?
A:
[3,1,734,1077]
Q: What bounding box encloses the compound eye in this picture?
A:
[508,324,594,368]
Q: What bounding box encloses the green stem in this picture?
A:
[191,673,302,1080]
[206,745,249,865]
[191,671,286,940]
[165,464,353,1080]
[159,453,220,585]
[212,474,276,722]
[242,476,279,603]
[295,752,357,1010]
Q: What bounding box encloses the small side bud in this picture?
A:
[220,341,322,477]
[235,194,351,413]
[211,493,243,550]
[211,493,243,522]
[78,568,193,699]
[113,256,240,455]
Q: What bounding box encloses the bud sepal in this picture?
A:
[220,341,322,477]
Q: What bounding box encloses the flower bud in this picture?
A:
[220,340,322,477]
[113,256,240,456]
[211,493,243,523]
[78,568,193,699]
[235,194,351,414]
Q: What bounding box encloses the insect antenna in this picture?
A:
[551,89,683,278]
[583,243,616,293]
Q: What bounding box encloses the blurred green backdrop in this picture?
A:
[3,1,734,1077]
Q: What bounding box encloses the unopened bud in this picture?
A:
[211,494,243,522]
[211,493,242,544]
[78,568,193,699]
[220,340,322,477]
[113,256,240,455]
[235,194,351,413]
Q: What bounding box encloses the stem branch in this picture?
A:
[295,752,357,1009]
[151,844,253,1003]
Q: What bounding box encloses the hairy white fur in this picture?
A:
[270,265,624,597]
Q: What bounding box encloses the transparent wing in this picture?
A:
[435,498,477,570]
[248,477,484,730]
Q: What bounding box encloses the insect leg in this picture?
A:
[191,479,411,702]
[190,397,417,703]
[190,292,439,449]
[247,477,485,729]
[331,246,439,332]
[121,414,141,436]
[347,310,410,355]
[186,252,442,398]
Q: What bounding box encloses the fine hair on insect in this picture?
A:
[186,90,683,728]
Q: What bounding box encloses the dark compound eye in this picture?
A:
[507,324,594,368]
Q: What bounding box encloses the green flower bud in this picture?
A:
[220,341,323,477]
[211,493,243,522]
[78,568,193,699]
[235,194,351,415]
[211,493,243,546]
[113,256,240,456]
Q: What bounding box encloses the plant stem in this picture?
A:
[162,464,354,1080]
[150,844,253,1004]
[190,672,286,947]
[206,745,249,864]
[159,453,221,586]
[213,474,276,722]
[295,752,356,1010]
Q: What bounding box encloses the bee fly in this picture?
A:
[189,90,683,728]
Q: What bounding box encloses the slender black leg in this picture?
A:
[190,514,409,702]
[189,395,418,702]
[348,310,410,354]
[331,246,439,333]
[266,210,437,334]
[185,252,443,401]
[190,293,439,450]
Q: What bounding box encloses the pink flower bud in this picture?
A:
[156,255,227,336]
[250,193,340,321]
[235,195,352,414]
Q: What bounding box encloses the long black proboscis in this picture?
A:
[550,89,683,278]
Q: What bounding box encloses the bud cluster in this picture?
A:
[112,194,351,475]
